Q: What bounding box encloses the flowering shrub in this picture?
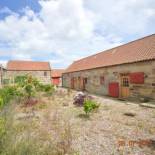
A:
[73,92,94,106]
[73,92,86,106]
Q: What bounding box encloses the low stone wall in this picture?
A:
[62,60,155,100]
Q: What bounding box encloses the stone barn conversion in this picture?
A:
[51,69,65,86]
[0,65,6,87]
[6,60,51,84]
[62,34,155,101]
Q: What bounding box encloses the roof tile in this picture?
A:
[65,34,155,73]
[7,60,51,71]
[51,69,65,78]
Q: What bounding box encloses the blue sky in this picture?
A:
[0,0,40,13]
[0,0,155,68]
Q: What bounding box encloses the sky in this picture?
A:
[0,0,155,69]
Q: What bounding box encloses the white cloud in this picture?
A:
[0,0,154,68]
[86,0,155,35]
[0,60,7,67]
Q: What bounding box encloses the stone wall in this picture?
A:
[0,68,6,87]
[6,70,51,84]
[62,60,155,100]
[0,70,2,87]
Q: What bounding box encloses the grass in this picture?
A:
[0,96,76,155]
[0,88,155,155]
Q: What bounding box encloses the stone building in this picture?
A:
[62,34,155,100]
[0,65,6,87]
[6,60,51,84]
[51,69,65,86]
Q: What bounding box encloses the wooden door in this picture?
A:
[80,78,85,91]
[71,77,74,89]
[83,78,87,91]
[120,74,130,98]
[78,77,81,90]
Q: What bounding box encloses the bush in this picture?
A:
[2,79,10,85]
[0,86,21,109]
[73,92,86,106]
[43,84,54,94]
[83,100,99,116]
[15,75,28,87]
[0,75,55,108]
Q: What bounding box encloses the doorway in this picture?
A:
[71,77,74,89]
[120,74,130,98]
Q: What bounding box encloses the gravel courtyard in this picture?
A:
[2,88,155,155]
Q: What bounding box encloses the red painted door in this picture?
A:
[52,77,60,85]
[109,82,119,98]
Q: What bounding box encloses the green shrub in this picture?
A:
[83,100,100,116]
[43,84,54,94]
[0,97,4,109]
[2,79,10,85]
[0,75,55,108]
[15,75,28,87]
[0,117,6,138]
[0,86,21,109]
[24,84,35,99]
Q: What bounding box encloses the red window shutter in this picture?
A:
[130,72,144,84]
[109,82,119,98]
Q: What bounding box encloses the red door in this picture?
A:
[52,77,60,85]
[109,82,119,98]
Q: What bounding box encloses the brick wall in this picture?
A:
[62,60,155,100]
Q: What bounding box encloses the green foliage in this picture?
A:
[35,82,54,92]
[83,100,100,116]
[2,78,10,85]
[0,75,55,108]
[0,117,6,138]
[15,75,28,87]
[42,84,54,94]
[0,86,21,109]
[15,75,54,94]
[0,97,4,109]
[15,75,37,100]
[24,84,35,99]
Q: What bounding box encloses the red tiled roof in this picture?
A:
[65,34,155,73]
[51,69,65,78]
[7,60,51,71]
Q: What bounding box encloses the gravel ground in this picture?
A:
[14,88,155,155]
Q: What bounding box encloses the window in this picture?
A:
[100,76,104,84]
[122,77,129,87]
[44,71,47,76]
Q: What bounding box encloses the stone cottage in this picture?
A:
[6,60,51,84]
[0,65,6,87]
[62,34,155,100]
[51,69,65,86]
